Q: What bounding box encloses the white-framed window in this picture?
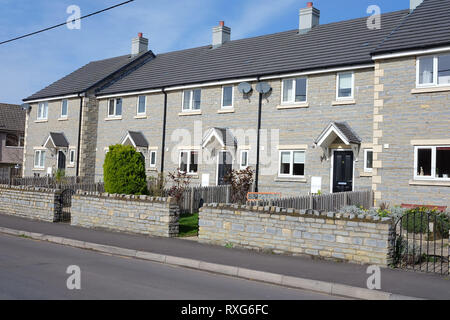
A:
[137,95,146,115]
[69,149,76,165]
[149,150,157,168]
[61,99,68,118]
[281,77,307,104]
[414,146,450,181]
[364,149,373,173]
[108,98,123,117]
[179,150,199,174]
[278,150,305,177]
[37,101,48,120]
[336,72,354,100]
[182,89,201,111]
[417,54,450,87]
[34,150,46,169]
[221,85,234,109]
[240,150,249,170]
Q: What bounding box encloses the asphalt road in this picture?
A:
[0,234,341,300]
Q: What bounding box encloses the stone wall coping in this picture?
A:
[200,203,394,224]
[0,184,61,194]
[73,190,176,204]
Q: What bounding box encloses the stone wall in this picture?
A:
[0,185,60,222]
[71,191,180,237]
[199,204,394,266]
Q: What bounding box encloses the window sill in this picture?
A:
[33,168,45,171]
[275,177,307,183]
[409,180,450,187]
[134,115,147,119]
[179,111,202,116]
[105,117,122,121]
[332,99,356,106]
[5,146,24,149]
[58,117,68,121]
[277,103,309,109]
[359,172,373,177]
[411,86,450,94]
[35,119,48,123]
[217,109,235,114]
[67,165,75,168]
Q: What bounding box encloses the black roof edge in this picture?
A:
[372,43,450,57]
[96,61,374,97]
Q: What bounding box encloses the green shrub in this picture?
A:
[103,144,148,195]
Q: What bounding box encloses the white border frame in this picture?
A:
[216,150,234,186]
[280,77,308,105]
[34,149,46,169]
[181,89,201,112]
[37,101,48,120]
[364,149,373,173]
[239,150,249,170]
[179,150,198,175]
[413,145,450,181]
[221,85,234,109]
[60,99,68,119]
[149,150,157,168]
[277,150,306,178]
[136,95,147,116]
[107,98,123,118]
[336,72,354,101]
[416,54,450,88]
[69,149,76,166]
[330,149,355,193]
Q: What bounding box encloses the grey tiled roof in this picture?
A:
[0,103,26,132]
[24,52,153,101]
[333,122,362,144]
[98,10,408,95]
[127,131,148,148]
[373,0,450,55]
[48,132,69,148]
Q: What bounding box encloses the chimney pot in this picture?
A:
[219,21,224,27]
[138,32,143,38]
[307,2,313,8]
[131,33,148,56]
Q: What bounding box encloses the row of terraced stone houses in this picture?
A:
[22,0,450,207]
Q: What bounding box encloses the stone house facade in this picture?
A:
[23,0,450,206]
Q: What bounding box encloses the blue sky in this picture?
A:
[0,0,408,104]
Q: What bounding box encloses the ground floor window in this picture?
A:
[179,150,198,174]
[279,150,305,177]
[364,149,373,173]
[34,150,46,169]
[69,149,76,165]
[414,146,450,180]
[149,150,157,168]
[240,150,248,170]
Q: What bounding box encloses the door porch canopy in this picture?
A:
[314,122,362,160]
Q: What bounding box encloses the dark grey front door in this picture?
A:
[57,151,66,170]
[333,151,353,193]
[218,151,232,186]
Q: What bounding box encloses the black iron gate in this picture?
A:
[55,189,75,223]
[393,210,449,275]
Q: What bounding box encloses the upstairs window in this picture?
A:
[282,77,307,104]
[137,96,146,115]
[61,99,68,118]
[417,54,450,87]
[182,89,201,111]
[337,72,354,100]
[222,86,234,108]
[37,102,48,120]
[179,150,198,174]
[414,146,450,180]
[6,134,21,147]
[108,98,122,117]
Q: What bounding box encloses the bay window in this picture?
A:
[414,146,450,180]
[282,77,307,104]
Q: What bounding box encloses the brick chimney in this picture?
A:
[299,2,320,34]
[131,32,148,56]
[212,21,231,48]
[410,0,424,12]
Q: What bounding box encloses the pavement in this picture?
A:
[0,213,449,300]
[0,233,339,300]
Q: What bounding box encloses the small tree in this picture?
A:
[103,144,148,195]
[225,167,254,204]
[167,169,192,205]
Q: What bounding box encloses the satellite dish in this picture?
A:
[237,82,252,94]
[255,82,272,94]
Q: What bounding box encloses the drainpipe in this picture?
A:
[160,89,168,174]
[255,77,262,192]
[75,93,84,177]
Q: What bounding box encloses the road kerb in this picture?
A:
[0,226,422,300]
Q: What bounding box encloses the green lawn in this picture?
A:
[178,213,199,237]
